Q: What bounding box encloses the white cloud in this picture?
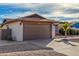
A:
[4,11,33,18]
[0,3,79,22]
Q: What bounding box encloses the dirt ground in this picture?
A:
[0,50,66,56]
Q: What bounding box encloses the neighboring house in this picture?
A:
[0,14,58,41]
[71,22,79,30]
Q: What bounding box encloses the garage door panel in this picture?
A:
[23,24,50,40]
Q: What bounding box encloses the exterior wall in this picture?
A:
[55,25,59,35]
[52,24,55,38]
[8,22,23,41]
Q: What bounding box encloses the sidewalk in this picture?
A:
[27,38,79,56]
[47,39,79,56]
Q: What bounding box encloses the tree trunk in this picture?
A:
[65,30,67,38]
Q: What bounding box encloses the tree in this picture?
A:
[62,22,70,38]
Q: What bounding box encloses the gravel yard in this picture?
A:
[0,42,66,56]
[0,50,66,56]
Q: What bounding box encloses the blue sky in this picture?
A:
[0,3,79,23]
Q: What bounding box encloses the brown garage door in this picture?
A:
[23,24,51,40]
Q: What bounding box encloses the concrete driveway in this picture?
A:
[26,39,54,48]
[0,39,45,48]
[0,39,66,56]
[0,40,29,46]
[27,39,79,56]
[0,40,51,53]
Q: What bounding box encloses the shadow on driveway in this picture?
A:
[58,39,77,46]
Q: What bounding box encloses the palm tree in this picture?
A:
[62,22,70,38]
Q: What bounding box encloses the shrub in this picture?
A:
[59,28,65,35]
[59,28,79,35]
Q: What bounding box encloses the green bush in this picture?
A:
[59,28,65,35]
[59,28,79,35]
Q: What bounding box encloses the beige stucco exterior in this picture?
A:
[52,24,55,38]
[8,22,23,41]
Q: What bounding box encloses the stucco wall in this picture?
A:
[8,22,23,41]
[52,24,55,38]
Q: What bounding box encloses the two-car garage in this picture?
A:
[23,22,52,40]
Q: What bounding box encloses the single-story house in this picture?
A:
[0,14,58,41]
